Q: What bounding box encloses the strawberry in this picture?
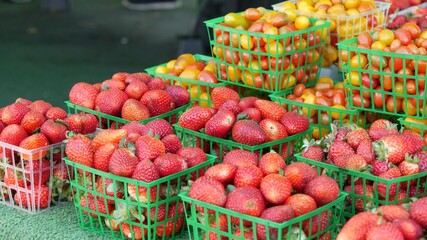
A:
[135,135,165,161]
[258,118,288,142]
[24,160,51,184]
[374,134,423,164]
[140,90,175,116]
[155,203,185,237]
[238,96,259,109]
[79,193,109,218]
[232,120,266,146]
[205,110,236,139]
[260,174,292,205]
[20,111,46,134]
[304,176,339,206]
[92,83,102,91]
[344,154,367,171]
[14,185,50,209]
[146,77,165,90]
[120,99,150,121]
[256,205,295,240]
[223,149,258,167]
[128,159,160,203]
[93,143,117,172]
[65,113,98,135]
[234,164,264,188]
[161,134,182,154]
[112,72,130,82]
[204,214,228,240]
[284,193,317,217]
[153,153,188,177]
[371,160,390,176]
[337,212,381,240]
[376,167,402,198]
[19,133,50,160]
[284,162,317,193]
[346,127,370,149]
[301,139,325,162]
[164,85,190,107]
[302,211,330,238]
[147,203,167,222]
[145,119,173,139]
[121,121,149,135]
[218,100,242,116]
[40,119,67,144]
[65,135,94,167]
[4,167,26,188]
[204,163,237,185]
[239,107,262,122]
[188,176,227,212]
[328,140,355,161]
[121,222,145,240]
[95,88,129,116]
[279,112,309,135]
[389,15,407,29]
[105,210,121,231]
[258,151,286,175]
[414,150,427,172]
[211,86,240,109]
[0,121,5,133]
[253,100,285,121]
[91,129,128,152]
[365,223,404,240]
[356,139,375,163]
[368,119,399,141]
[343,184,374,212]
[178,106,213,131]
[109,148,139,177]
[45,107,67,121]
[1,102,30,125]
[101,79,126,91]
[225,186,266,226]
[233,228,254,239]
[399,155,420,176]
[393,218,424,240]
[0,124,28,158]
[15,98,32,106]
[376,205,409,222]
[28,100,52,116]
[409,197,427,229]
[96,177,124,204]
[124,79,148,100]
[334,125,351,142]
[126,72,152,84]
[176,147,207,167]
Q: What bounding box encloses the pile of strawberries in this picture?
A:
[188,150,340,239]
[0,98,98,208]
[69,72,190,122]
[337,196,427,240]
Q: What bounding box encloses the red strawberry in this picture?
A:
[121,121,149,135]
[238,96,259,109]
[24,160,51,184]
[284,162,317,193]
[161,134,182,154]
[258,118,288,142]
[1,102,30,125]
[65,135,94,167]
[225,186,266,226]
[302,211,331,238]
[0,124,28,158]
[344,154,367,171]
[79,193,109,217]
[204,163,237,185]
[178,106,213,131]
[371,159,390,176]
[126,72,152,84]
[234,164,264,188]
[409,197,427,229]
[121,222,145,240]
[253,100,285,121]
[101,79,125,91]
[393,218,424,240]
[95,88,129,116]
[256,205,295,240]
[20,111,46,134]
[154,153,188,177]
[19,133,50,160]
[65,113,98,135]
[40,119,67,144]
[279,112,309,135]
[328,140,355,161]
[205,110,236,139]
[376,167,402,198]
[28,100,52,116]
[91,129,128,152]
[356,139,375,163]
[147,77,165,90]
[260,174,292,205]
[258,151,286,175]
[120,99,150,121]
[109,148,139,177]
[112,72,130,82]
[414,150,427,172]
[145,119,173,139]
[155,203,185,237]
[334,125,351,142]
[285,193,317,217]
[304,176,340,206]
[15,98,32,106]
[399,155,420,176]
[374,134,424,164]
[232,120,266,146]
[218,100,242,116]
[365,223,404,240]
[337,212,381,240]
[45,107,68,121]
[92,83,102,91]
[376,205,409,222]
[301,139,325,162]
[239,107,262,122]
[14,185,50,209]
[343,184,374,212]
[0,121,5,133]
[176,147,207,167]
[96,177,124,205]
[165,85,190,107]
[347,128,370,149]
[223,149,258,167]
[125,79,148,100]
[93,143,117,172]
[135,135,165,161]
[4,168,26,188]
[368,119,399,141]
[204,214,228,240]
[140,90,174,116]
[188,176,227,212]
[211,87,240,109]
[233,228,254,239]
[128,159,160,203]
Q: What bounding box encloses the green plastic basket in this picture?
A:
[398,117,427,137]
[64,154,216,240]
[65,101,190,129]
[338,37,427,119]
[174,124,312,162]
[294,153,427,218]
[179,191,346,240]
[205,14,330,93]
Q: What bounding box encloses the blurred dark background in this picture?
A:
[0,0,276,109]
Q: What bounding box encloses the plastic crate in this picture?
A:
[0,141,69,214]
[65,101,190,129]
[205,14,329,93]
[174,124,312,161]
[180,191,346,240]
[64,154,216,240]
[398,117,427,135]
[294,153,427,218]
[338,37,427,119]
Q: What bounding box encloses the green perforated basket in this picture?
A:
[64,154,216,240]
[398,117,427,137]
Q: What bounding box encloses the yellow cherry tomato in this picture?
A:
[331,105,348,120]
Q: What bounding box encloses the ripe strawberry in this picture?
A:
[414,150,427,172]
[204,163,237,185]
[28,100,52,116]
[164,85,190,107]
[356,139,375,163]
[399,155,420,176]
[40,119,67,144]
[188,176,227,212]
[225,186,266,226]
[65,113,98,135]
[301,139,324,162]
[45,107,67,121]
[161,134,182,154]
[95,88,129,116]
[1,102,30,125]
[258,151,286,175]
[328,140,355,161]
[232,120,266,146]
[154,153,188,177]
[24,160,51,184]
[19,133,50,160]
[65,135,94,167]
[260,174,292,205]
[239,107,262,122]
[105,210,121,231]
[176,147,207,167]
[93,143,116,172]
[368,119,399,141]
[284,193,317,217]
[14,185,50,209]
[121,121,149,135]
[121,222,145,240]
[218,100,242,116]
[91,129,128,152]
[371,159,389,176]
[0,121,5,133]
[204,214,228,240]
[409,197,427,229]
[374,134,424,164]
[126,72,152,84]
[279,112,309,135]
[334,125,351,142]
[284,162,317,193]
[145,119,173,139]
[15,98,32,106]
[140,90,175,116]
[253,100,285,121]
[211,86,240,109]
[347,128,370,149]
[376,167,402,198]
[304,176,340,206]
[124,79,148,100]
[178,106,213,131]
[112,72,130,82]
[256,205,295,240]
[343,184,374,212]
[377,205,409,222]
[337,212,381,240]
[120,99,150,121]
[155,203,185,237]
[0,124,28,158]
[344,154,368,171]
[258,118,288,142]
[96,177,124,205]
[205,110,236,139]
[233,228,254,239]
[20,111,46,134]
[128,159,160,203]
[238,96,259,109]
[234,164,264,188]
[4,168,26,187]
[302,211,330,238]
[393,218,424,240]
[101,79,126,91]
[79,193,109,217]
[223,149,258,167]
[92,83,102,91]
[109,148,139,177]
[135,135,165,161]
[147,77,165,90]
[365,223,404,240]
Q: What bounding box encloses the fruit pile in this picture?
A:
[68,72,190,124]
[337,196,427,240]
[400,117,427,145]
[379,0,426,14]
[187,150,341,239]
[388,6,427,29]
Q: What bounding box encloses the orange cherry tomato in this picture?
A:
[352,94,371,108]
[315,96,332,107]
[402,99,417,116]
[386,96,402,113]
[402,22,421,40]
[357,32,374,47]
[332,92,346,106]
[293,84,306,97]
[373,87,386,108]
[394,28,412,46]
[406,80,417,95]
[323,89,334,98]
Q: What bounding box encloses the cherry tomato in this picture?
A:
[312,127,330,140]
[378,29,395,46]
[373,87,386,108]
[403,100,417,116]
[407,43,420,55]
[394,28,412,46]
[402,22,421,40]
[302,88,316,96]
[415,60,427,74]
[323,89,334,98]
[396,67,414,82]
[293,84,306,97]
[417,75,426,88]
[350,54,368,68]
[331,105,348,120]
[248,21,264,33]
[386,97,402,113]
[352,94,371,108]
[292,53,306,67]
[225,50,240,64]
[389,39,402,52]
[361,74,378,89]
[392,46,411,72]
[358,32,374,47]
[287,94,297,101]
[320,112,330,126]
[332,92,346,106]
[307,32,321,46]
[371,55,388,68]
[406,80,417,95]
[382,67,393,91]
[302,95,317,117]
[315,96,332,107]
[295,69,306,83]
[315,90,324,97]
[315,81,334,91]
[244,7,263,21]
[270,56,290,71]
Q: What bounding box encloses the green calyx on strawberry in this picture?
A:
[112,202,143,226]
